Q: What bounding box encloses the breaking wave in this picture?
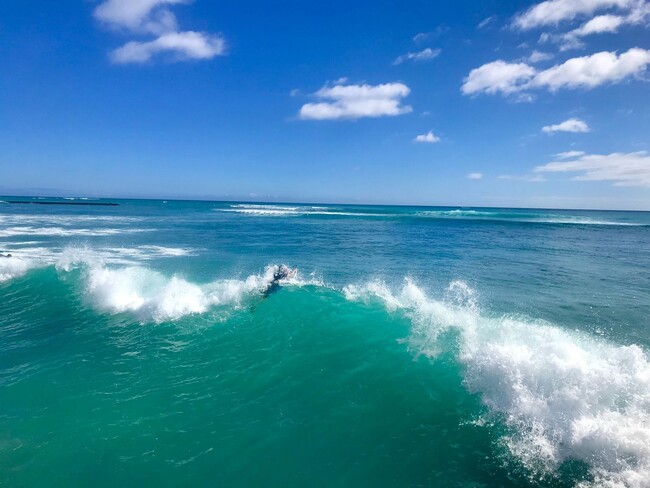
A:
[53,254,310,322]
[344,279,650,488]
[0,256,36,282]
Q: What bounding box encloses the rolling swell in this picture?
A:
[2,256,649,487]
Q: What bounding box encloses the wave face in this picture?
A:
[2,199,650,487]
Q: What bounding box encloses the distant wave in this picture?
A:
[415,209,645,226]
[0,245,198,275]
[214,204,648,226]
[219,204,388,218]
[0,227,151,237]
[344,279,650,488]
[0,214,143,226]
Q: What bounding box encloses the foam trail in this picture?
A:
[344,279,650,488]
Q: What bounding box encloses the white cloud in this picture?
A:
[413,26,449,43]
[535,151,650,186]
[94,0,188,33]
[462,48,650,96]
[544,5,650,50]
[527,50,554,63]
[111,31,226,64]
[414,131,440,143]
[95,0,225,64]
[512,0,634,30]
[467,172,483,179]
[393,48,441,65]
[462,61,536,95]
[478,16,497,29]
[299,82,412,121]
[498,174,547,182]
[556,150,587,158]
[542,118,591,133]
[531,48,650,90]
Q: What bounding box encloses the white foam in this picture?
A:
[344,279,650,487]
[0,257,35,282]
[58,259,308,322]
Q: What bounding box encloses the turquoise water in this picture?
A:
[1,198,649,487]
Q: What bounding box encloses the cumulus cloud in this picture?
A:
[535,151,650,186]
[461,61,537,95]
[299,82,412,120]
[393,48,441,65]
[467,172,483,179]
[462,48,650,96]
[95,0,225,64]
[512,0,635,30]
[542,118,591,133]
[111,31,226,64]
[414,131,441,143]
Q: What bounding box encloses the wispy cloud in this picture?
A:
[414,131,440,143]
[299,82,412,120]
[95,0,226,64]
[467,172,483,179]
[556,150,586,158]
[526,50,554,63]
[535,151,650,186]
[542,118,591,133]
[413,26,449,43]
[462,48,650,96]
[478,15,498,29]
[498,174,547,182]
[393,48,441,65]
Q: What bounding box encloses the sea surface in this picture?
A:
[1,197,649,487]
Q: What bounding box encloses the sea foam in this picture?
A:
[344,279,650,488]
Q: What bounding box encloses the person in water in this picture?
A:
[1,253,11,258]
[262,265,296,298]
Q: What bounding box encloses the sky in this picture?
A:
[1,0,650,209]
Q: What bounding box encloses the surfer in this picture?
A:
[1,253,11,258]
[262,265,296,298]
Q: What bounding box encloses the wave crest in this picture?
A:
[344,278,650,488]
[59,256,307,322]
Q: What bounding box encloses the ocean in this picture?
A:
[1,198,649,487]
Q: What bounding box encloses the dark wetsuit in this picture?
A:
[262,269,290,298]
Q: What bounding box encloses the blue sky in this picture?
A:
[1,0,649,209]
